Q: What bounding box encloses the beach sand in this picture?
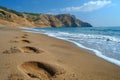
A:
[0,25,120,80]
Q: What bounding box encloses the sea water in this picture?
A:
[23,27,120,67]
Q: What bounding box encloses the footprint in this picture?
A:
[21,46,43,54]
[21,39,31,43]
[21,36,27,38]
[19,61,64,80]
[23,34,28,37]
[3,47,21,54]
[21,34,28,38]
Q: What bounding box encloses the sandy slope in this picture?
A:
[0,25,120,80]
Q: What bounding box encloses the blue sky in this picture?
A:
[0,0,120,27]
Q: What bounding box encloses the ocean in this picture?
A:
[23,27,120,67]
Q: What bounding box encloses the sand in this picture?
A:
[0,25,120,80]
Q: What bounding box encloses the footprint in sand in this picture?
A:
[20,39,31,43]
[21,34,29,38]
[3,47,21,54]
[21,46,43,54]
[19,61,65,80]
[11,35,31,44]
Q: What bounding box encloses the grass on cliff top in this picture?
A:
[0,6,23,17]
[23,12,41,16]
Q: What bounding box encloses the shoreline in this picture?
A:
[0,26,120,80]
[22,27,120,67]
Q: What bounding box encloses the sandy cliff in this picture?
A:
[0,6,92,27]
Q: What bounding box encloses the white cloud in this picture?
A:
[61,0,112,12]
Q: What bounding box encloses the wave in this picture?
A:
[76,34,120,43]
[45,31,120,43]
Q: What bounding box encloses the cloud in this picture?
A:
[60,0,112,12]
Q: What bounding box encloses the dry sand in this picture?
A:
[0,25,120,80]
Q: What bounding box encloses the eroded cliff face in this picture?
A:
[24,14,63,27]
[56,14,91,27]
[0,6,92,27]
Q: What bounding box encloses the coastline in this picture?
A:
[23,27,120,67]
[0,25,120,80]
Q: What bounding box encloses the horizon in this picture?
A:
[0,0,120,27]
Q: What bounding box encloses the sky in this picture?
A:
[0,0,120,27]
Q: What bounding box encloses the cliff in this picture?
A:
[0,6,92,27]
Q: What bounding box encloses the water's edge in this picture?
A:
[21,27,120,67]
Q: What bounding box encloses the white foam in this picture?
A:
[47,31,120,43]
[80,34,120,42]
